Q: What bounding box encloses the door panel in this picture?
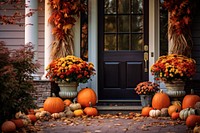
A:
[126,62,143,87]
[104,62,120,88]
[98,0,148,102]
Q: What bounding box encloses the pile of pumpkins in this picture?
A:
[1,88,98,133]
[1,110,38,133]
[141,89,200,129]
[40,87,98,119]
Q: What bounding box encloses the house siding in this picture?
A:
[0,2,45,77]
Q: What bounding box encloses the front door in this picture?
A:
[98,0,149,102]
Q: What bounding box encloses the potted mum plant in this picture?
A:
[151,54,196,99]
[46,55,95,99]
[135,81,160,107]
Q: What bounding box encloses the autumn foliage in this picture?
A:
[0,42,40,126]
[48,0,86,58]
[162,0,197,55]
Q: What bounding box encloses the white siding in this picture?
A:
[0,2,45,77]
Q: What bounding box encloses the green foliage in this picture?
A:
[0,42,40,125]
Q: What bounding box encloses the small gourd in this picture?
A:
[171,110,180,120]
[15,113,31,124]
[64,99,72,106]
[171,100,181,106]
[186,115,200,128]
[195,102,200,115]
[193,125,200,133]
[84,102,98,116]
[160,108,169,117]
[22,119,29,127]
[141,106,153,117]
[35,112,41,119]
[15,111,26,119]
[74,109,84,117]
[27,114,37,123]
[195,102,200,109]
[168,104,181,116]
[59,112,66,118]
[64,107,74,118]
[11,119,24,128]
[39,108,44,111]
[179,108,196,120]
[149,109,161,117]
[1,121,16,132]
[36,111,52,121]
[69,102,82,111]
[51,113,61,119]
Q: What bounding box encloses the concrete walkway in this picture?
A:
[35,113,191,133]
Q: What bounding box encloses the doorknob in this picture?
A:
[144,52,148,72]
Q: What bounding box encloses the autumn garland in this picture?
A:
[163,0,195,56]
[48,0,86,59]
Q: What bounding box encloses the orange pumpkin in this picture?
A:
[64,99,72,106]
[1,121,16,132]
[186,115,200,128]
[171,112,180,120]
[141,106,153,117]
[182,91,200,109]
[39,108,44,111]
[152,90,170,110]
[84,102,98,116]
[43,97,65,113]
[77,88,97,107]
[168,105,181,116]
[27,114,37,123]
[11,119,24,128]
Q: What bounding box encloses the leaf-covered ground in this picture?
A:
[19,113,192,133]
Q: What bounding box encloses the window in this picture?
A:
[104,0,144,51]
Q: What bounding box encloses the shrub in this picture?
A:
[0,42,40,125]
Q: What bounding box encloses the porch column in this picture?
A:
[149,0,166,90]
[149,0,159,82]
[25,0,41,80]
[41,0,53,80]
[25,0,38,61]
[88,0,98,96]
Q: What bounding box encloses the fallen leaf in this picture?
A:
[114,123,121,126]
[95,130,102,132]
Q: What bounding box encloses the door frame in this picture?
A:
[87,0,161,102]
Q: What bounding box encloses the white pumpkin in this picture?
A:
[69,102,81,111]
[179,108,196,120]
[51,113,61,119]
[149,109,161,117]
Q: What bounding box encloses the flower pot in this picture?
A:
[165,80,186,100]
[140,95,153,107]
[57,81,78,99]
